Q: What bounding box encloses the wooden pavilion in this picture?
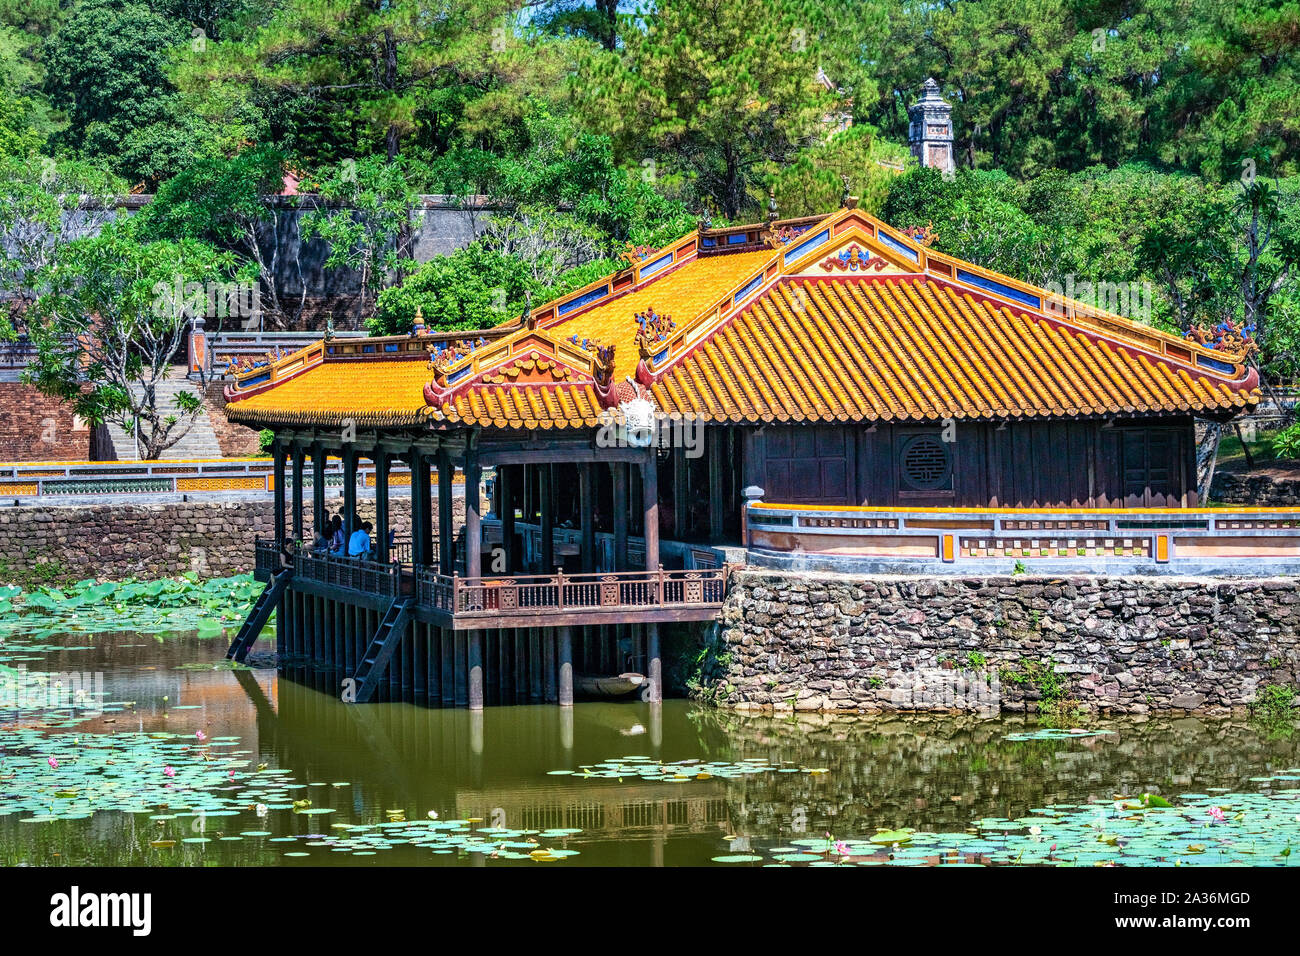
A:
[220,203,1260,707]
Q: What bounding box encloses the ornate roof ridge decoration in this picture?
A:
[900,222,938,246]
[820,244,889,272]
[421,320,620,411]
[1187,319,1259,361]
[634,307,676,357]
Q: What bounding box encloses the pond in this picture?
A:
[2,612,1299,867]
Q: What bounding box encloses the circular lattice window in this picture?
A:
[899,434,951,491]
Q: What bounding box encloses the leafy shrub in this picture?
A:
[1273,423,1300,460]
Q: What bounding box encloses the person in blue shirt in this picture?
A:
[347,521,373,559]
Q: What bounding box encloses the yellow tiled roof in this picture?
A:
[224,359,434,428]
[544,249,773,382]
[650,276,1258,422]
[223,208,1260,431]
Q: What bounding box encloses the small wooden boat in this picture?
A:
[574,672,645,698]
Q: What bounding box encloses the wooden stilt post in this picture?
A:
[272,441,287,547]
[612,462,628,571]
[342,446,357,547]
[646,622,662,702]
[375,450,390,563]
[641,448,660,570]
[580,463,595,572]
[437,449,453,572]
[468,630,484,711]
[673,449,687,540]
[540,463,555,572]
[500,465,514,573]
[708,428,724,543]
[544,629,557,702]
[465,445,482,581]
[312,443,327,536]
[291,445,305,545]
[558,625,573,707]
[454,631,468,707]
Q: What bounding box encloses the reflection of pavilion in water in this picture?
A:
[455,780,732,842]
[251,678,738,851]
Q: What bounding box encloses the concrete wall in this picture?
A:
[717,569,1300,715]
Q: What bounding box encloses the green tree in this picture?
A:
[578,0,837,219]
[134,145,303,327]
[44,0,204,185]
[0,156,122,319]
[186,0,518,163]
[299,154,433,323]
[22,219,243,459]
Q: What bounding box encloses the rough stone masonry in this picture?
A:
[719,569,1300,715]
[0,497,426,581]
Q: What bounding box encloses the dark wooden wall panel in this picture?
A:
[748,418,1196,510]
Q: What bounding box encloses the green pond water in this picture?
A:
[2,617,1300,866]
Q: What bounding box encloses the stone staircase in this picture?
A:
[103,368,223,460]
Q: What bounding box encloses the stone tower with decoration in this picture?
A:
[908,78,955,175]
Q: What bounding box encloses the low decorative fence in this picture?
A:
[746,501,1300,572]
[0,457,425,498]
[414,566,729,622]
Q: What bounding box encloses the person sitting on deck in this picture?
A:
[327,515,344,554]
[348,521,373,559]
[311,530,330,554]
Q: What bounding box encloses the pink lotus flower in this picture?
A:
[47,757,58,770]
[834,841,851,857]
[1208,806,1226,824]
[163,766,175,778]
[195,730,207,742]
[228,770,236,779]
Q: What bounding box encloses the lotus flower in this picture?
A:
[256,803,268,817]
[163,766,175,778]
[1207,806,1225,824]
[47,757,58,770]
[834,841,850,857]
[195,730,207,742]
[427,810,439,820]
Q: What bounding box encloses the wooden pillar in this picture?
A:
[544,629,557,702]
[540,463,555,571]
[291,445,305,544]
[312,443,327,536]
[438,449,453,571]
[611,462,628,571]
[557,625,573,707]
[272,441,287,546]
[646,622,662,702]
[672,450,687,540]
[467,630,484,711]
[409,448,431,567]
[465,445,482,581]
[342,445,357,547]
[580,463,595,573]
[500,465,514,573]
[708,428,724,542]
[375,451,390,563]
[641,449,659,571]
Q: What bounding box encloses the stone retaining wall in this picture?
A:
[717,570,1300,715]
[0,497,425,581]
[1210,471,1300,506]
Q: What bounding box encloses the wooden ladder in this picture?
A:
[226,568,293,662]
[351,597,414,703]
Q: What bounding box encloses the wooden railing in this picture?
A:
[292,548,405,598]
[412,566,727,619]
